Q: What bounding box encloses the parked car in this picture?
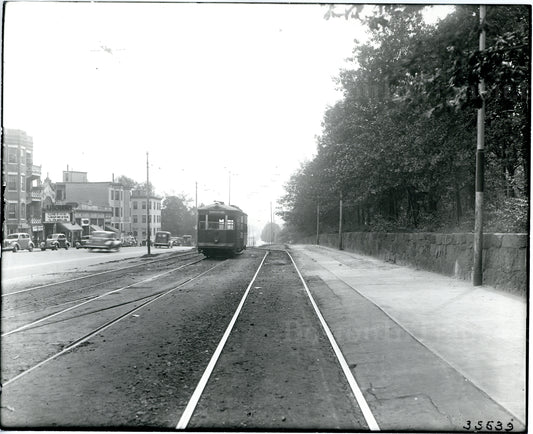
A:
[86,231,121,251]
[75,235,91,249]
[171,237,183,246]
[154,231,173,248]
[2,233,35,252]
[41,233,70,251]
[121,235,137,247]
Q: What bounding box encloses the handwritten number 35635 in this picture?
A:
[463,420,514,431]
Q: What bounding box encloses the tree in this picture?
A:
[115,175,138,189]
[260,222,282,244]
[281,5,529,240]
[161,195,195,236]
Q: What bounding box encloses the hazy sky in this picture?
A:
[3,2,453,238]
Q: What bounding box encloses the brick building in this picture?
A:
[2,129,45,241]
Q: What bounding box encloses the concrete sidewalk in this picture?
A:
[291,244,527,425]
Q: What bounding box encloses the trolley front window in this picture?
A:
[199,212,236,230]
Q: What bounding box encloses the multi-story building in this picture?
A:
[2,129,45,241]
[54,176,132,237]
[130,189,162,243]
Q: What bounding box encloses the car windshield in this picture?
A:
[92,232,114,239]
[7,234,19,239]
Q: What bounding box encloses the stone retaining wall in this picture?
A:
[300,232,528,295]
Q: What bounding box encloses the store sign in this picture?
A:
[44,212,70,223]
[81,218,90,226]
[32,225,44,232]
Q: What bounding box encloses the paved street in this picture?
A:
[1,246,192,283]
[1,245,526,431]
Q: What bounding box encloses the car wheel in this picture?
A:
[12,244,19,253]
[28,244,34,252]
[41,247,46,251]
[53,244,58,251]
[65,244,69,250]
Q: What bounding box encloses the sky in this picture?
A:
[3,2,453,239]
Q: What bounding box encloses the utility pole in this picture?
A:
[338,191,344,250]
[473,5,486,286]
[195,181,198,245]
[228,172,231,205]
[270,201,273,244]
[316,202,320,245]
[146,152,151,255]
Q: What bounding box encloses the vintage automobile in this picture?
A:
[2,233,35,252]
[154,231,173,248]
[121,235,137,247]
[86,231,121,251]
[75,235,91,249]
[41,233,70,251]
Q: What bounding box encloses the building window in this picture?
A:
[120,208,123,217]
[133,230,138,237]
[20,204,26,219]
[142,215,146,223]
[133,201,138,210]
[8,149,17,163]
[110,191,114,201]
[114,207,120,217]
[120,191,123,201]
[7,175,17,191]
[8,203,16,219]
[133,215,138,223]
[142,201,146,209]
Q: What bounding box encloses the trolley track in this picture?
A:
[2,249,199,297]
[177,248,378,430]
[2,258,228,386]
[2,251,203,320]
[2,262,228,387]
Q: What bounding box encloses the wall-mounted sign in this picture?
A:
[44,212,70,223]
[81,218,90,226]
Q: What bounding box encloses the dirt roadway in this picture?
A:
[1,248,366,430]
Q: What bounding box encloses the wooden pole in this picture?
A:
[338,191,343,250]
[473,5,486,286]
[146,152,151,256]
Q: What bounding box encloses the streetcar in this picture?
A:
[197,202,247,257]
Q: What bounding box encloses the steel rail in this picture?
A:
[2,258,204,337]
[2,260,227,388]
[2,250,200,297]
[176,251,269,429]
[286,249,380,431]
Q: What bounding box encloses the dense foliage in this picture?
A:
[280,5,529,238]
[161,195,196,236]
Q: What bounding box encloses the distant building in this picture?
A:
[54,179,132,236]
[63,169,88,183]
[2,129,44,240]
[130,189,162,242]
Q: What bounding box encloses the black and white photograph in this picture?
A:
[1,1,528,431]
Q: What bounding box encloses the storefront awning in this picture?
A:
[90,225,103,232]
[105,225,120,234]
[58,222,83,232]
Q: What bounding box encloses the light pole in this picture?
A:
[146,152,151,255]
[473,5,486,286]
